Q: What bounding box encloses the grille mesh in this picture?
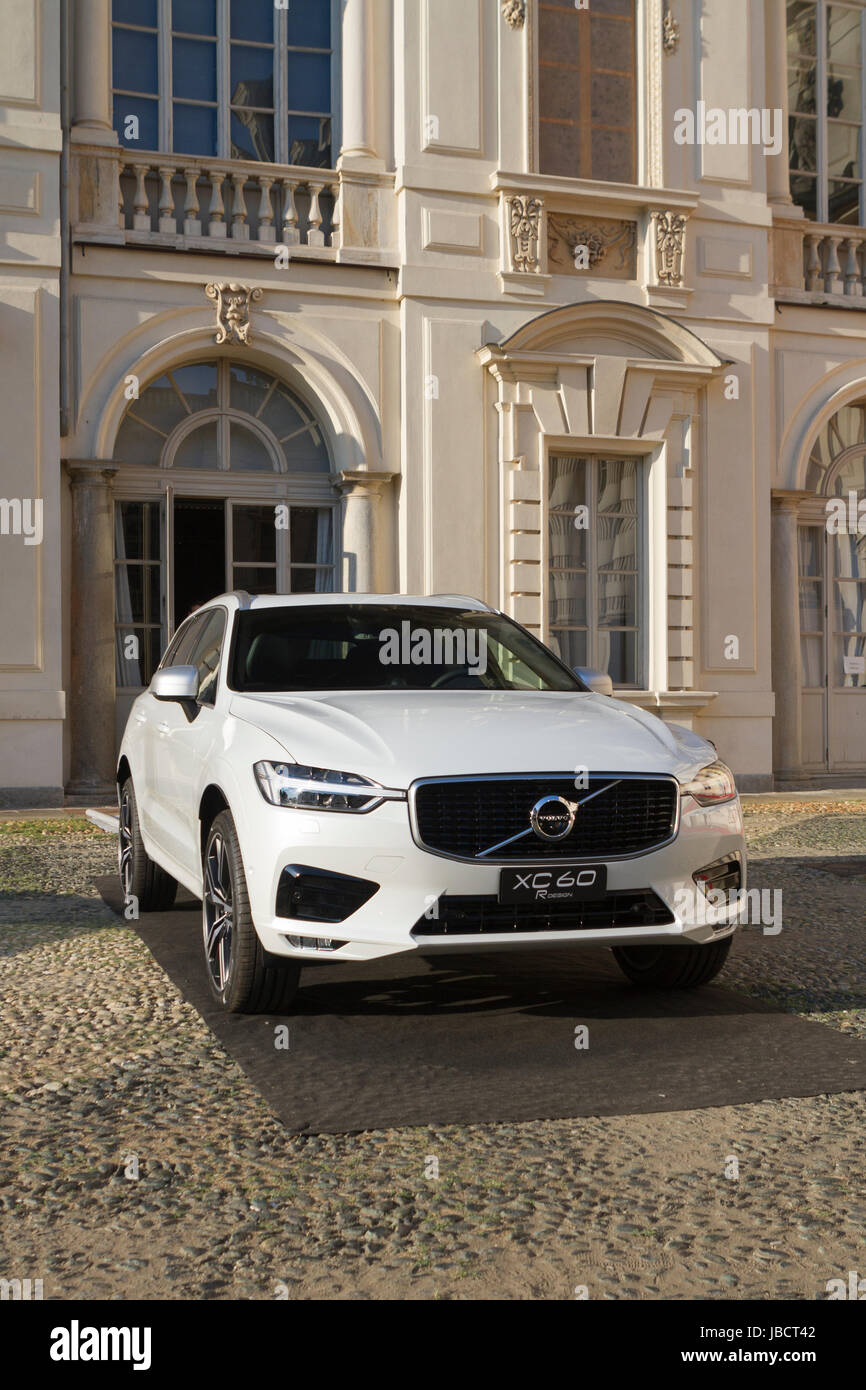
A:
[412,775,678,860]
[412,890,675,936]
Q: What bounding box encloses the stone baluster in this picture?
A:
[182,168,201,236]
[230,172,249,240]
[307,181,324,246]
[157,166,177,234]
[329,180,341,250]
[824,234,844,294]
[281,178,300,245]
[132,164,150,231]
[207,170,227,237]
[843,236,862,295]
[804,233,822,291]
[256,176,275,241]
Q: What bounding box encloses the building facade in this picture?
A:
[2,0,866,801]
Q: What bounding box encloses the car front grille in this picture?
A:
[412,890,675,936]
[411,774,679,862]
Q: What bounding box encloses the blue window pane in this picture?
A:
[230,110,274,162]
[112,27,158,93]
[113,0,158,26]
[172,37,217,100]
[287,2,331,48]
[172,0,216,35]
[287,114,331,167]
[114,94,159,147]
[169,362,218,411]
[286,51,331,113]
[230,0,274,43]
[231,42,275,96]
[173,102,218,155]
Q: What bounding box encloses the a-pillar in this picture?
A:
[770,490,810,786]
[334,471,395,593]
[65,461,119,797]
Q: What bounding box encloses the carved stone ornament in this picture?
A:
[652,211,688,286]
[547,213,638,278]
[205,282,263,345]
[507,194,544,273]
[662,6,680,54]
[501,0,526,31]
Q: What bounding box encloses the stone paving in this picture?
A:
[0,805,863,1300]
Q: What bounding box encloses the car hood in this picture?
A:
[228,690,717,786]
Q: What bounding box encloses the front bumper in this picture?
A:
[236,782,747,963]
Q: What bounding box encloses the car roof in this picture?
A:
[198,591,495,614]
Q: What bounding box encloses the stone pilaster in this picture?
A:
[71,0,117,147]
[333,470,395,593]
[770,490,811,784]
[65,461,118,795]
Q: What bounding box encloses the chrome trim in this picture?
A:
[408,771,682,864]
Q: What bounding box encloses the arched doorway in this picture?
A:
[797,402,866,774]
[112,359,339,742]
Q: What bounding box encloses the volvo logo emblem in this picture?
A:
[529,795,576,841]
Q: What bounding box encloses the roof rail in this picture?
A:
[227,589,253,609]
[429,593,493,610]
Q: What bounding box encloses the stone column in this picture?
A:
[770,491,810,785]
[65,462,119,796]
[71,0,117,145]
[340,0,377,164]
[334,471,395,593]
[765,0,793,205]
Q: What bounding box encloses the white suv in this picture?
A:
[117,593,746,1013]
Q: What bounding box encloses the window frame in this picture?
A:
[543,448,649,690]
[111,0,342,166]
[788,0,866,224]
[532,0,639,184]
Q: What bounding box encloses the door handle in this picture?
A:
[157,721,170,735]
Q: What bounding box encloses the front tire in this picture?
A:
[118,778,177,912]
[202,809,301,1014]
[612,936,732,989]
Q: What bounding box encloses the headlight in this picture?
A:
[253,762,403,813]
[679,759,737,806]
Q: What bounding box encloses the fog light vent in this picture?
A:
[693,854,742,896]
[276,864,379,924]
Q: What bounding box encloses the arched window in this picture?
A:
[115,360,331,472]
[113,359,337,691]
[799,400,866,698]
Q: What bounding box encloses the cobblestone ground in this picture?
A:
[0,806,863,1301]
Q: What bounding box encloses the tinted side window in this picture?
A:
[158,614,203,671]
[186,608,227,705]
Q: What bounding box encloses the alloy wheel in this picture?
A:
[118,790,133,898]
[203,831,234,992]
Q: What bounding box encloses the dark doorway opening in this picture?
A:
[174,498,225,621]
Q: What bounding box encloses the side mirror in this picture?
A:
[574,666,614,697]
[151,664,199,701]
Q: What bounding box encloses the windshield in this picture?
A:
[228,605,586,693]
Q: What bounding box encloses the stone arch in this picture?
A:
[778,358,866,492]
[496,299,726,367]
[73,306,385,478]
